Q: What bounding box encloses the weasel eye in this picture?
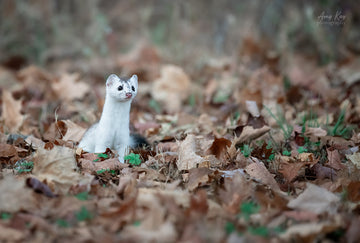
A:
[132,86,135,92]
[118,86,123,91]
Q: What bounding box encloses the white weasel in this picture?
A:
[79,74,138,163]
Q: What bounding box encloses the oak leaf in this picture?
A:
[151,65,190,113]
[51,73,90,102]
[177,134,204,170]
[287,183,339,214]
[1,90,24,132]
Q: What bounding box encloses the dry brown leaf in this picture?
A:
[254,184,288,211]
[219,173,251,214]
[186,189,209,218]
[187,167,213,191]
[305,127,327,137]
[0,143,17,158]
[0,176,37,213]
[312,163,336,180]
[17,65,56,101]
[177,134,204,170]
[151,65,190,113]
[283,210,318,222]
[344,181,360,202]
[197,113,215,134]
[245,159,280,191]
[32,146,87,194]
[279,153,319,182]
[206,137,231,161]
[25,135,46,149]
[287,183,340,215]
[326,148,346,170]
[60,120,87,142]
[204,79,218,103]
[346,216,360,243]
[278,160,305,183]
[117,41,160,81]
[51,73,90,102]
[235,125,270,145]
[297,153,319,166]
[1,90,24,132]
[346,152,360,169]
[80,158,127,174]
[122,188,177,242]
[338,59,360,86]
[280,220,342,241]
[0,225,25,242]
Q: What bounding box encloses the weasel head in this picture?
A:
[105,74,138,102]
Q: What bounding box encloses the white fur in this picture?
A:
[79,74,138,162]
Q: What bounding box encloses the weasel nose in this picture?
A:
[126,93,132,98]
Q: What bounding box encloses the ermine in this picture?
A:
[79,74,140,163]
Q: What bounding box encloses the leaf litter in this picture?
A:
[0,40,359,242]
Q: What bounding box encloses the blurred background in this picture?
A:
[0,0,359,75]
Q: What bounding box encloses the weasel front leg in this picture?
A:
[94,129,112,153]
[116,143,129,163]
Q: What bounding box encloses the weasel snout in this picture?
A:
[126,93,132,98]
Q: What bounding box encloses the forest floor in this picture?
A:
[0,40,360,242]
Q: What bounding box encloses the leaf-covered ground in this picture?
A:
[1,40,360,242]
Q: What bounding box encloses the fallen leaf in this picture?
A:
[287,183,340,214]
[338,59,360,86]
[51,73,90,102]
[177,134,204,170]
[297,153,319,166]
[186,189,209,218]
[234,125,270,145]
[0,225,25,242]
[60,120,87,142]
[283,210,318,222]
[43,121,67,141]
[312,163,336,180]
[117,41,160,81]
[151,65,190,113]
[346,181,360,202]
[204,79,218,104]
[279,160,305,183]
[254,184,288,210]
[122,188,177,242]
[80,158,128,174]
[0,144,17,158]
[346,216,360,243]
[0,176,37,212]
[219,173,252,214]
[305,127,327,137]
[279,154,319,182]
[280,220,341,241]
[346,152,360,169]
[197,113,215,134]
[32,146,85,194]
[245,159,280,191]
[206,137,231,161]
[1,90,24,132]
[187,167,213,191]
[17,65,56,101]
[326,148,346,170]
[25,135,45,149]
[252,141,274,161]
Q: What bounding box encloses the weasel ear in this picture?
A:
[130,74,138,88]
[106,74,119,87]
